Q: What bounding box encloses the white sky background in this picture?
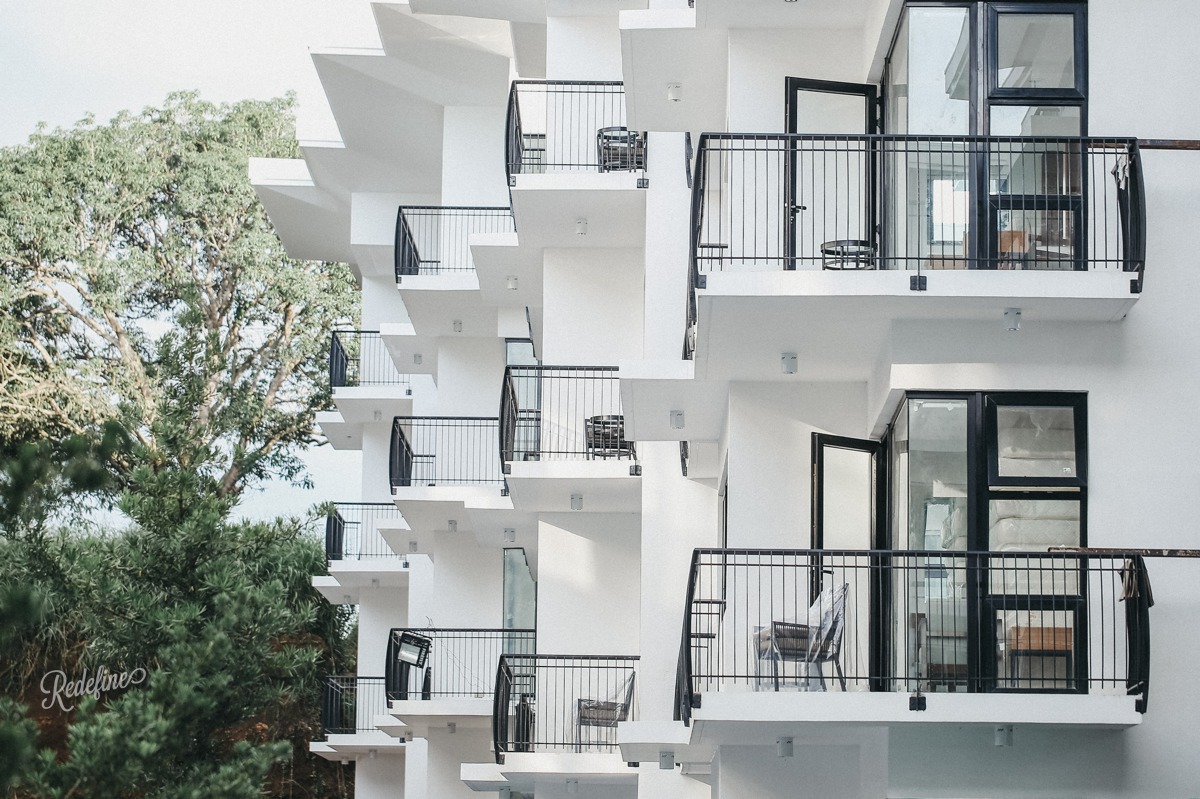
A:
[0,0,376,522]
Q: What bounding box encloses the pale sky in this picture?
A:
[0,0,374,521]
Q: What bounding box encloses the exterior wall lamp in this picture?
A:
[570,493,584,511]
[395,631,432,668]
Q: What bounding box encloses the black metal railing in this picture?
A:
[323,502,405,560]
[389,416,505,489]
[506,81,645,178]
[385,628,536,701]
[684,134,1145,359]
[676,548,1151,724]
[691,134,1143,275]
[500,366,635,462]
[394,206,515,281]
[494,655,639,763]
[321,676,388,735]
[329,330,410,390]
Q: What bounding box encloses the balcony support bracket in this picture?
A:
[909,693,927,712]
[910,275,927,292]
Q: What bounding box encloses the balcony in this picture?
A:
[388,416,513,544]
[379,628,536,739]
[393,206,519,340]
[683,134,1146,372]
[313,503,411,603]
[504,81,647,250]
[319,330,414,450]
[500,366,641,513]
[313,676,404,760]
[493,655,640,763]
[395,206,515,280]
[673,548,1147,741]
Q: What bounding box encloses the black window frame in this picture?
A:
[884,1,1089,136]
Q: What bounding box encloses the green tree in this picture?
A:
[0,92,357,499]
[1,466,355,798]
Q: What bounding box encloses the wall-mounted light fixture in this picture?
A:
[395,631,432,668]
[368,749,378,760]
[566,780,579,795]
[506,275,518,290]
[447,519,457,533]
[1004,307,1022,332]
[667,82,682,103]
[370,578,380,589]
[570,493,584,511]
[776,736,794,757]
[447,722,457,734]
[670,410,685,429]
[576,218,588,236]
[409,540,419,553]
[659,750,675,769]
[373,409,383,422]
[342,594,352,604]
[781,352,798,374]
[503,528,516,543]
[995,725,1014,747]
[413,353,423,365]
[453,319,463,333]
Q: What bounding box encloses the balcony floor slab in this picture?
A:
[510,173,647,250]
[690,690,1141,733]
[505,460,642,513]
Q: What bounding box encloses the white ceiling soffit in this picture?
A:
[373,4,513,102]
[309,54,444,195]
[696,0,874,30]
[511,21,548,79]
[249,158,352,264]
[409,0,547,25]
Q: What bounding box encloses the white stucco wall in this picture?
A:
[536,513,641,655]
[546,15,623,80]
[541,248,646,364]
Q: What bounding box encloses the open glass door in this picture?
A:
[811,433,886,691]
[785,78,878,270]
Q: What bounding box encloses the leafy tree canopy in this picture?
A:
[0,92,357,499]
[0,465,355,798]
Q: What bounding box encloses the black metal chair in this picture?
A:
[597,127,646,172]
[585,415,636,460]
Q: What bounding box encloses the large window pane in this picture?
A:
[907,399,969,551]
[990,105,1081,137]
[996,13,1077,90]
[894,7,972,135]
[995,406,1078,479]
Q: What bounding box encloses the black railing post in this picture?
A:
[325,509,345,561]
[675,549,701,725]
[394,207,420,280]
[329,331,349,389]
[390,418,414,489]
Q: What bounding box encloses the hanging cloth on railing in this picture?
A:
[1120,555,1154,713]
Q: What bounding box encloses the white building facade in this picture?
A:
[252,1,1200,796]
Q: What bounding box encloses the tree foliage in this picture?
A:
[0,93,357,497]
[1,466,356,798]
[0,94,360,797]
